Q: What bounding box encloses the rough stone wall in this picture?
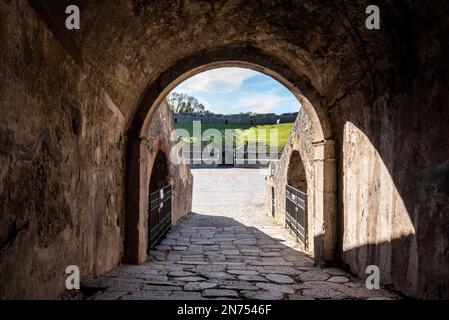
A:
[0,1,193,299]
[266,109,315,252]
[329,5,449,298]
[1,0,448,299]
[146,101,193,224]
[174,112,298,125]
[0,1,125,299]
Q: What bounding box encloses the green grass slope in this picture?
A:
[174,123,293,149]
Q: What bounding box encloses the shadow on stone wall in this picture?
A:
[338,119,449,299]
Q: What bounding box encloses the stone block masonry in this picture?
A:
[174,112,298,125]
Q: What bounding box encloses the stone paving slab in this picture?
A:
[90,169,400,300]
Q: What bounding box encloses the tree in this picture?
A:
[167,92,207,114]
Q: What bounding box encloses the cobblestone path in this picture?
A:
[88,169,398,300]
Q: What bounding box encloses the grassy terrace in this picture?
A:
[174,123,294,149]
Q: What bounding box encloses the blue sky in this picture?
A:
[171,67,300,114]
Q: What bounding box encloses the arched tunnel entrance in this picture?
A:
[124,48,338,268]
[3,0,447,300]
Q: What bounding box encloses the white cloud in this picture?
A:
[238,93,286,113]
[176,67,258,93]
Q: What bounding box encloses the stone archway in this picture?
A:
[149,150,170,193]
[287,150,307,192]
[124,46,337,265]
[266,109,326,261]
[124,95,195,264]
[285,149,310,251]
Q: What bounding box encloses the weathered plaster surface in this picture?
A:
[1,0,448,298]
[0,1,125,298]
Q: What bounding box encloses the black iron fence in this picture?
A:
[148,184,172,249]
[285,184,307,247]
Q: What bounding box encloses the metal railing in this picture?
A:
[148,184,172,249]
[285,184,307,247]
[181,148,282,167]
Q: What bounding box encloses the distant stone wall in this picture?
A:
[173,112,298,125]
